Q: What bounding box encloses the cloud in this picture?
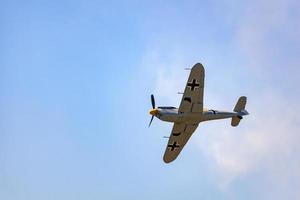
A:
[197,92,300,189]
[198,0,300,190]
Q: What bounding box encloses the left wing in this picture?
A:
[163,123,199,163]
[178,63,205,114]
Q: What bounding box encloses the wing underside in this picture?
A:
[163,63,205,163]
[178,63,205,114]
[163,123,198,163]
[164,63,204,163]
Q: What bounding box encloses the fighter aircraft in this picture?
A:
[149,63,249,163]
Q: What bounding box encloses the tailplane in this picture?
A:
[231,96,248,127]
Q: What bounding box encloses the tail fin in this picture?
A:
[231,96,247,127]
[234,96,247,112]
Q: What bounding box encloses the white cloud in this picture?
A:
[196,1,300,196]
[197,93,300,189]
[154,67,187,106]
[139,46,197,106]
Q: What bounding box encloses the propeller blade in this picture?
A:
[151,94,155,109]
[148,116,154,127]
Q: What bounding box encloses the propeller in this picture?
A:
[149,94,156,127]
[149,115,154,127]
[151,94,155,109]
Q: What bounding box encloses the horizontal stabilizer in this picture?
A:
[231,116,241,127]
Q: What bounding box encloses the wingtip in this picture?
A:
[163,155,176,164]
[194,63,204,67]
[163,158,173,164]
[192,63,205,74]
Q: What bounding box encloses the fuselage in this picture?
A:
[151,107,247,124]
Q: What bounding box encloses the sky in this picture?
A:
[1,0,300,199]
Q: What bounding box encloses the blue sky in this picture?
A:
[1,0,300,199]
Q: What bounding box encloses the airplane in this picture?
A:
[148,63,249,163]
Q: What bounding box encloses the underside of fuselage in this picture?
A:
[155,107,244,124]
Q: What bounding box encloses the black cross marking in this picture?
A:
[187,79,200,91]
[168,141,180,151]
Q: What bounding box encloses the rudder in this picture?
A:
[231,116,242,127]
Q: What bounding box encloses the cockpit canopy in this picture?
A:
[208,109,218,114]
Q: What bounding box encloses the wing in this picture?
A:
[178,63,205,113]
[163,123,199,163]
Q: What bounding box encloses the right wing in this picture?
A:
[178,63,205,114]
[163,122,199,163]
